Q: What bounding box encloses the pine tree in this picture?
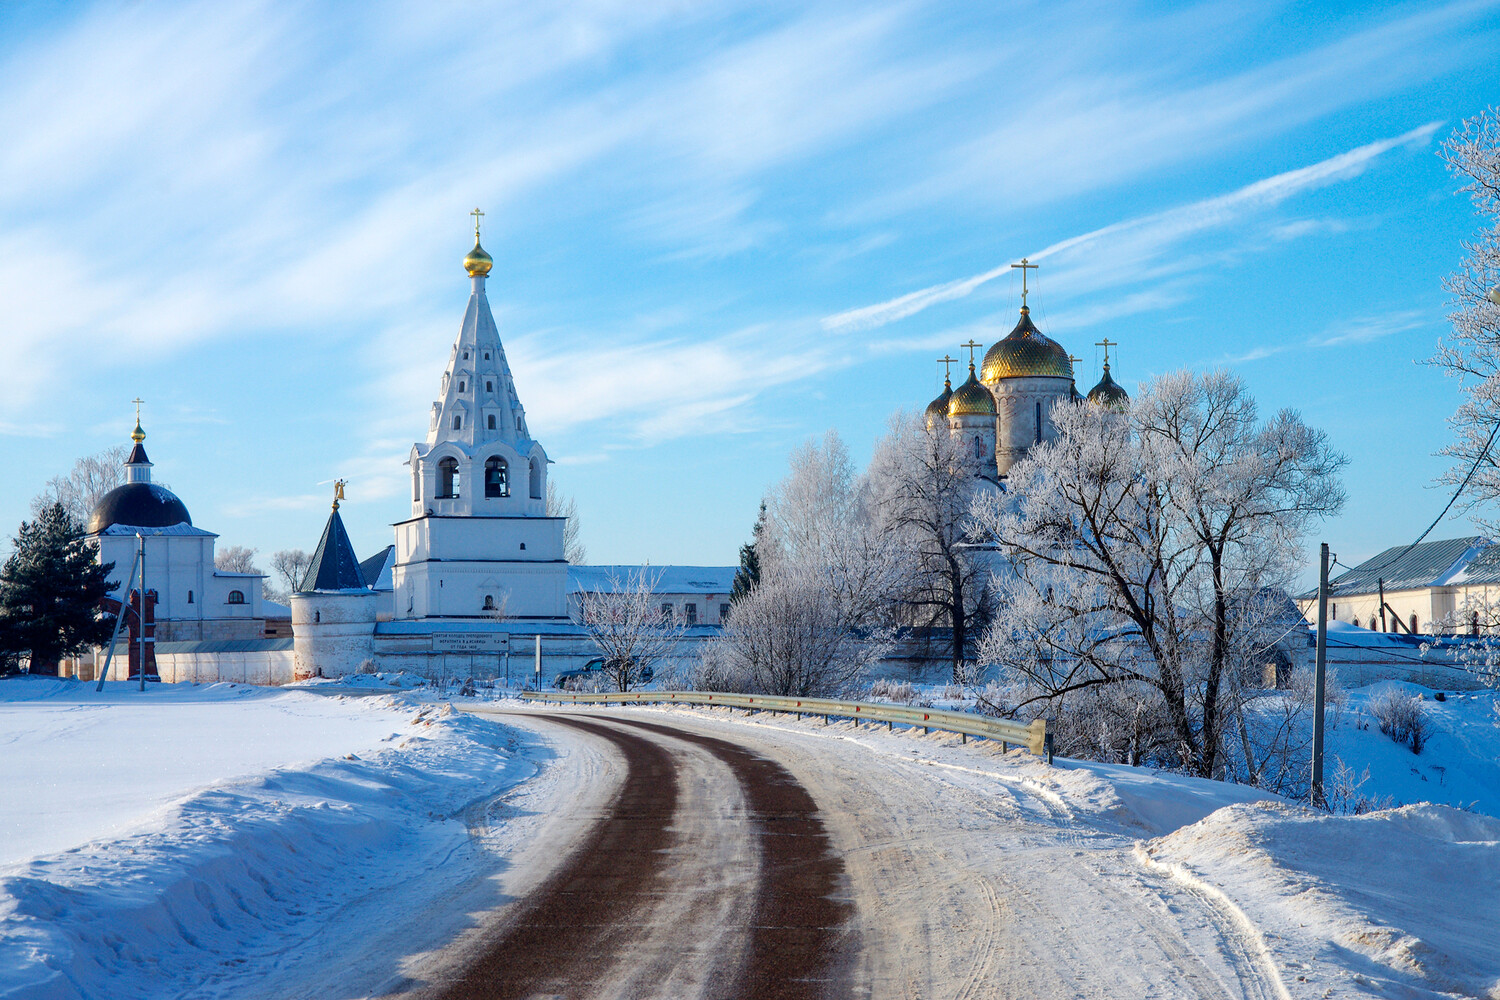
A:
[730,503,765,605]
[0,503,116,675]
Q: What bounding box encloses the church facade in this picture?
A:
[924,266,1130,483]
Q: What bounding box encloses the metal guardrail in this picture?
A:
[519,689,1048,756]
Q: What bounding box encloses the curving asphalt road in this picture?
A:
[407,707,1284,1000]
[425,713,855,1000]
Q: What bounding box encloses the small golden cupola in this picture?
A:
[925,355,957,425]
[947,361,997,417]
[463,206,493,277]
[1086,338,1130,409]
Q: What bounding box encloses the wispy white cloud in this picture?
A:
[1223,309,1434,364]
[823,123,1441,335]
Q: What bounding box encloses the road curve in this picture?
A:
[424,713,854,1000]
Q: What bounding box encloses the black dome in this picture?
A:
[88,483,192,533]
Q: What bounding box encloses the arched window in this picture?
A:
[487,414,496,430]
[486,380,493,392]
[483,594,495,610]
[1472,610,1480,637]
[529,457,543,499]
[412,466,420,502]
[458,380,466,392]
[1352,617,1361,630]
[452,414,462,430]
[187,590,194,604]
[485,456,509,498]
[1410,613,1419,634]
[1035,401,1042,444]
[438,457,460,498]
[972,436,982,460]
[227,590,245,605]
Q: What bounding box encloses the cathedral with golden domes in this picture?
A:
[923,262,1129,482]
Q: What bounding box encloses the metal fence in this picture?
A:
[519,689,1048,756]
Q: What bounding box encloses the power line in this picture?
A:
[1360,418,1500,574]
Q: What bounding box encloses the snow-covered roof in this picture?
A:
[359,545,395,591]
[1310,536,1498,598]
[262,599,291,618]
[99,522,215,537]
[567,565,737,595]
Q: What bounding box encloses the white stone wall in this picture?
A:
[156,649,296,685]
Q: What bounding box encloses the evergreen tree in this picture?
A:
[730,503,766,605]
[0,503,116,675]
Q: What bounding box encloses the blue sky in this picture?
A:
[1,0,1498,577]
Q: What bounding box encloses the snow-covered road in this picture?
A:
[413,705,1288,1000]
[6,683,1494,999]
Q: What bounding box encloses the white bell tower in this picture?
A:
[390,212,569,620]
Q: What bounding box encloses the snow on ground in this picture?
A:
[1329,682,1500,817]
[572,699,1500,1000]
[0,676,540,1000]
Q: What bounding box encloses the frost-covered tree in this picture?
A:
[868,411,985,683]
[973,371,1345,779]
[30,446,130,524]
[0,504,116,675]
[545,480,587,565]
[1432,109,1500,522]
[215,545,261,574]
[577,567,683,691]
[719,561,885,696]
[715,430,895,696]
[759,430,897,624]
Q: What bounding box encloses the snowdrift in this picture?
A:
[1141,801,1500,999]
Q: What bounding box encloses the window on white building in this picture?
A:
[453,414,462,430]
[458,380,466,392]
[227,590,245,605]
[661,602,673,621]
[188,590,194,604]
[488,414,496,430]
[685,602,697,624]
[486,380,493,392]
[719,602,730,619]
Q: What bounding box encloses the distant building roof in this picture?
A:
[300,508,370,593]
[567,565,738,595]
[1309,536,1496,599]
[155,638,294,653]
[360,545,395,591]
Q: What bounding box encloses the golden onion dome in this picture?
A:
[1086,363,1130,410]
[947,365,996,417]
[925,376,953,424]
[981,306,1072,383]
[464,238,493,277]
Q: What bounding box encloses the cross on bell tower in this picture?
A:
[470,207,484,238]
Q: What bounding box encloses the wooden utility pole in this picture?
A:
[1312,542,1330,808]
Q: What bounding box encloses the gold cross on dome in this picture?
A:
[132,397,143,421]
[937,354,957,381]
[961,339,982,368]
[1095,338,1116,365]
[1011,257,1038,305]
[470,207,485,238]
